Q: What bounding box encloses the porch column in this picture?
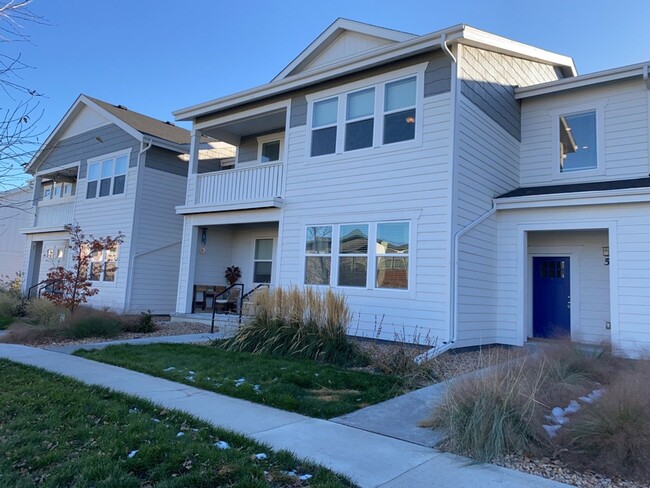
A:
[176,219,198,314]
[185,129,202,206]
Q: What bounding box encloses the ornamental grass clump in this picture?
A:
[430,356,549,462]
[222,286,366,366]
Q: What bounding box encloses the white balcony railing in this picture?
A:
[34,201,74,228]
[195,163,283,206]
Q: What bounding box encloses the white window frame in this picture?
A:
[303,220,412,293]
[257,133,285,164]
[86,148,132,199]
[337,223,369,288]
[86,243,119,283]
[251,237,274,285]
[305,64,426,161]
[550,101,606,180]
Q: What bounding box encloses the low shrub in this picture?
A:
[65,314,122,339]
[0,293,22,318]
[120,310,156,333]
[560,361,650,482]
[24,298,65,327]
[222,286,366,366]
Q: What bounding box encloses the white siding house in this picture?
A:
[21,95,193,314]
[0,186,31,281]
[172,18,650,357]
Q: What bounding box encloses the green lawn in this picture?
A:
[76,343,403,418]
[0,316,13,330]
[0,359,354,488]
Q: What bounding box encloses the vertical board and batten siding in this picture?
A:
[527,230,611,344]
[520,78,650,187]
[128,148,187,313]
[0,188,30,278]
[39,123,142,311]
[279,92,454,341]
[453,46,562,347]
[497,203,650,357]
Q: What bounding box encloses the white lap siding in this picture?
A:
[497,202,650,357]
[279,93,453,342]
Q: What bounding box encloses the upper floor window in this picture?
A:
[257,133,284,164]
[40,181,76,202]
[310,74,419,157]
[86,153,128,199]
[559,111,597,172]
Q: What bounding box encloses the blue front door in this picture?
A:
[533,256,571,338]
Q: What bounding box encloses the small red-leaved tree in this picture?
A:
[43,224,124,314]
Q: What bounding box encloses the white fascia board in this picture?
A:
[146,136,189,154]
[460,26,576,76]
[495,187,650,210]
[272,18,417,82]
[176,198,283,215]
[515,62,650,99]
[174,24,575,122]
[21,225,68,235]
[173,26,467,121]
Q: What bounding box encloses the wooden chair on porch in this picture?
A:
[214,286,241,314]
[192,285,226,313]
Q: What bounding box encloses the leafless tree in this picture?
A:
[0,0,48,195]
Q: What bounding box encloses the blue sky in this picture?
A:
[6,0,650,175]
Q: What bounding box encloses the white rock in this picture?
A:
[214,440,230,450]
[299,474,313,480]
[551,407,564,417]
[564,400,581,414]
[127,450,138,458]
[163,367,176,372]
[151,418,160,423]
[177,432,185,437]
[543,425,561,438]
[255,453,267,460]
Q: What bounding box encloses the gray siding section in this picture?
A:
[424,50,452,97]
[290,95,308,128]
[144,146,187,176]
[197,51,452,127]
[460,45,561,141]
[38,124,140,178]
[238,136,258,163]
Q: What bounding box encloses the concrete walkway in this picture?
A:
[43,332,225,354]
[0,344,569,488]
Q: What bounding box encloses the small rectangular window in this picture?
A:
[383,77,417,145]
[311,98,338,157]
[253,238,273,283]
[304,226,332,285]
[261,140,281,163]
[338,224,368,287]
[345,88,375,151]
[559,111,597,172]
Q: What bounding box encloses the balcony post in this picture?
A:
[185,129,202,206]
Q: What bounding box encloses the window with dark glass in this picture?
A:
[376,222,409,289]
[345,88,375,151]
[253,238,273,283]
[261,140,281,163]
[338,224,368,287]
[87,154,128,199]
[383,77,417,145]
[311,98,338,157]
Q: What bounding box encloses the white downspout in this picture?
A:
[417,201,498,362]
[123,138,153,312]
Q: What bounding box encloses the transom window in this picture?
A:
[86,153,128,199]
[253,238,273,283]
[304,221,410,290]
[559,111,597,172]
[310,75,418,157]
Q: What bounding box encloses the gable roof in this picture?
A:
[26,95,190,173]
[175,22,576,122]
[273,18,417,82]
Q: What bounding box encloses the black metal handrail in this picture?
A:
[27,279,63,299]
[210,283,244,333]
[241,283,270,302]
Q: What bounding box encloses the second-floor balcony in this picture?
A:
[33,200,75,229]
[178,102,288,214]
[195,163,284,208]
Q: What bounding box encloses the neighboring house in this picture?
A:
[0,186,31,281]
[20,95,201,313]
[171,18,650,358]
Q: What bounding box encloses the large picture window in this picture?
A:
[304,221,410,290]
[309,74,419,157]
[86,153,128,199]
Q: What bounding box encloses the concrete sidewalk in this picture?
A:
[0,344,569,488]
[43,332,225,354]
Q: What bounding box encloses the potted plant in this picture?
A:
[225,265,241,286]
